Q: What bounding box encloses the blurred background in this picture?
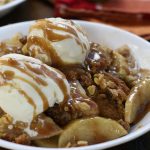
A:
[0,0,150,150]
[0,0,150,40]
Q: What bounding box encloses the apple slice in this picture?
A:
[58,117,127,147]
[31,114,62,140]
[125,77,150,123]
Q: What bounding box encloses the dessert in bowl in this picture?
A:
[0,18,150,150]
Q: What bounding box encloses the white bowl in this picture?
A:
[0,20,150,150]
[0,0,25,18]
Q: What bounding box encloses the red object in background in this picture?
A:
[55,0,150,17]
[54,0,150,40]
[56,0,95,9]
[55,0,97,16]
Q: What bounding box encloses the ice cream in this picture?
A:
[23,18,90,66]
[0,54,70,135]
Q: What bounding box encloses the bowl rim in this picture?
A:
[0,0,25,11]
[0,20,150,150]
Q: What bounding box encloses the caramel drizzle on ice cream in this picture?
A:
[0,57,69,112]
[15,76,49,110]
[0,82,36,111]
[0,59,47,86]
[27,36,63,66]
[41,65,69,102]
[26,19,88,66]
[32,19,79,42]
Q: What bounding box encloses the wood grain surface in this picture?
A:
[0,0,149,150]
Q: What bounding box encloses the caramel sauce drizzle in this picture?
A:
[28,36,84,67]
[0,59,47,86]
[15,76,49,111]
[28,19,86,66]
[27,36,64,66]
[70,81,98,108]
[41,65,69,102]
[0,58,69,111]
[31,114,62,139]
[0,59,49,110]
[70,20,85,36]
[25,63,43,75]
[32,19,79,41]
[0,82,36,111]
[18,90,36,111]
[25,63,48,86]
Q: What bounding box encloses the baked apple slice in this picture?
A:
[58,117,127,147]
[125,77,150,123]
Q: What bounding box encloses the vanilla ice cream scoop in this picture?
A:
[23,18,90,66]
[0,54,70,133]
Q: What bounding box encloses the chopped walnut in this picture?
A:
[14,133,30,145]
[0,33,25,56]
[2,132,30,145]
[109,45,140,88]
[77,140,88,146]
[65,141,88,148]
[87,85,96,95]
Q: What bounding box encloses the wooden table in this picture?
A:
[0,0,150,150]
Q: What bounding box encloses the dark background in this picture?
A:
[0,0,150,150]
[0,0,53,26]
